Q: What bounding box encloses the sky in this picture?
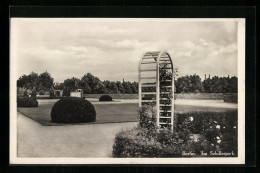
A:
[11,18,238,83]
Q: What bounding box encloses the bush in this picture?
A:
[17,97,38,107]
[113,107,238,157]
[112,127,183,158]
[113,105,189,158]
[50,97,96,123]
[99,95,113,101]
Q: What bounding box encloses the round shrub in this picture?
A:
[99,95,113,101]
[51,97,96,123]
[17,97,38,107]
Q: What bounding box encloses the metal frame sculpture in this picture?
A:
[138,50,175,130]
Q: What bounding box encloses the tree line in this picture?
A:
[17,71,238,97]
[175,75,237,93]
[17,72,138,96]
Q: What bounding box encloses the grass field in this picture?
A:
[17,102,237,126]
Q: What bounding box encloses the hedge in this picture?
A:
[17,97,38,107]
[50,97,96,123]
[99,95,113,101]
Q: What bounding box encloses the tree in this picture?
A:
[109,82,119,94]
[123,81,133,94]
[81,73,102,94]
[202,78,212,93]
[54,83,64,90]
[130,82,138,94]
[17,75,29,88]
[116,81,125,94]
[228,76,238,93]
[94,82,106,94]
[202,76,238,93]
[175,74,203,93]
[38,71,54,91]
[63,77,80,96]
[103,80,111,93]
[27,72,39,90]
[17,71,54,93]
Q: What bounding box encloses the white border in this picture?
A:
[10,18,245,164]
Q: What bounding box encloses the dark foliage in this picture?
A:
[17,71,54,92]
[17,97,38,107]
[113,107,238,157]
[99,95,113,101]
[113,105,189,157]
[50,97,96,123]
[176,111,238,155]
[202,76,237,93]
[175,74,203,93]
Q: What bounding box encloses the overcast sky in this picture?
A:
[11,18,238,83]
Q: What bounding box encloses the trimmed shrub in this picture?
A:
[99,95,113,101]
[17,97,38,107]
[50,97,96,123]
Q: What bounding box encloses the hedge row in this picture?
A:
[17,97,38,107]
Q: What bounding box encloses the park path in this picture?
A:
[17,111,138,158]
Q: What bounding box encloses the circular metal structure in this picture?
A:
[138,50,175,129]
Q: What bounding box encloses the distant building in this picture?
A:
[70,89,83,98]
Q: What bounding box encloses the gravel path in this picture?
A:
[17,112,137,157]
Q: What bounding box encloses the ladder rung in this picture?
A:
[160,116,172,119]
[141,100,156,102]
[141,61,156,64]
[160,63,171,64]
[142,56,157,59]
[160,56,169,58]
[160,98,170,100]
[141,92,156,95]
[161,92,170,94]
[161,80,172,82]
[141,84,156,87]
[140,69,156,72]
[140,77,156,79]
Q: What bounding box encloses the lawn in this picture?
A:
[17,102,237,126]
